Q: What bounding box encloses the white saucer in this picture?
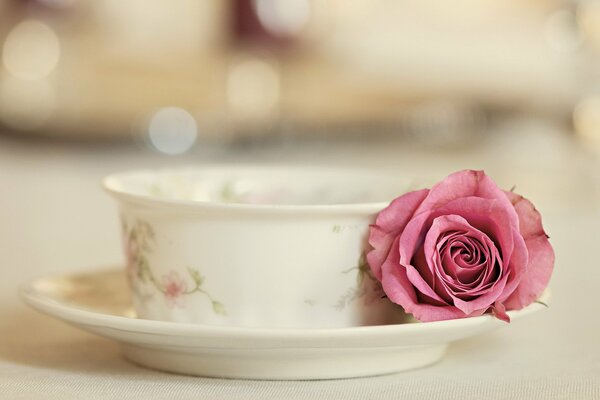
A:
[19,268,547,380]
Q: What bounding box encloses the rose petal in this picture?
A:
[505,191,548,239]
[504,235,555,310]
[443,237,491,287]
[405,263,448,304]
[433,197,516,263]
[491,301,510,323]
[415,170,519,230]
[448,249,482,283]
[378,236,466,321]
[452,274,507,315]
[367,189,429,279]
[375,189,430,233]
[426,215,490,287]
[502,191,554,309]
[423,215,508,315]
[412,247,453,305]
[437,233,485,287]
[398,210,432,267]
[381,260,467,322]
[495,227,529,304]
[400,197,517,275]
[436,203,529,309]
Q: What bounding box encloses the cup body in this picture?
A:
[104,166,409,328]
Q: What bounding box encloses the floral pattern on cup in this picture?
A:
[163,271,187,308]
[334,252,385,310]
[121,219,226,315]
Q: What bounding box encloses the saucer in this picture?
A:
[19,268,547,380]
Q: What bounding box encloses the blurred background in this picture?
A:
[1,0,600,268]
[1,0,599,143]
[2,3,600,396]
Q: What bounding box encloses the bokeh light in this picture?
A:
[254,0,311,37]
[544,10,582,53]
[573,96,600,147]
[227,58,280,118]
[147,107,198,155]
[578,1,600,47]
[2,19,61,81]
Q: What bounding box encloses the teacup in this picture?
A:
[103,166,411,328]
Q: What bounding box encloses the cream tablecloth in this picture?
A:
[1,118,599,399]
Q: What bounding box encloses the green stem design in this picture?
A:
[335,252,380,309]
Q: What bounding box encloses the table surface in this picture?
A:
[1,118,599,399]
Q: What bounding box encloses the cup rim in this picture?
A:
[102,165,401,215]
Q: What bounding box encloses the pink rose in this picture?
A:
[367,170,554,322]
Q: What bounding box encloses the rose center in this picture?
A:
[440,233,498,287]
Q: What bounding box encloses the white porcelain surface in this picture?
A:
[20,268,547,380]
[103,166,414,328]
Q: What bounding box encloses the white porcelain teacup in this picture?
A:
[103,166,412,328]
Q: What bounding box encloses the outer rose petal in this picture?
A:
[504,191,548,239]
[495,227,529,304]
[367,189,429,280]
[504,235,554,309]
[375,189,430,233]
[414,170,519,230]
[503,191,554,309]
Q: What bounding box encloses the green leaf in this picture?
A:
[220,181,235,202]
[187,267,204,286]
[212,301,226,315]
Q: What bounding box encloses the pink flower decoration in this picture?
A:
[367,170,554,322]
[162,271,188,308]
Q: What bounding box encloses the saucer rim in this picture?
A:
[19,267,548,343]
